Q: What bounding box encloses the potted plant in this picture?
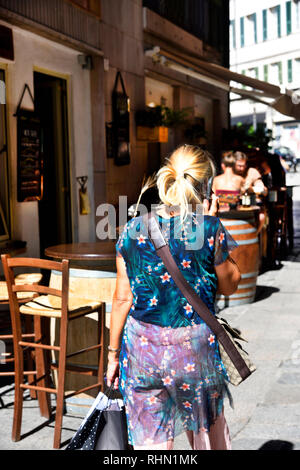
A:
[135,105,192,143]
[135,106,166,142]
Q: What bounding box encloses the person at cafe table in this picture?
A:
[233,151,268,234]
[212,152,245,211]
[233,151,268,197]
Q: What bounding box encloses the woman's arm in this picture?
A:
[215,256,241,296]
[106,255,133,388]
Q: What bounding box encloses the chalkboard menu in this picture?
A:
[17,109,43,202]
[15,84,43,202]
[112,72,130,166]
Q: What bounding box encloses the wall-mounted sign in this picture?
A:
[15,85,43,202]
[112,71,130,166]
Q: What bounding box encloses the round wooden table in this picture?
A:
[45,241,116,262]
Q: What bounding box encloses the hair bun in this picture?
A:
[156,144,215,220]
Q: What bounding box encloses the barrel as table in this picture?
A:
[217,215,260,308]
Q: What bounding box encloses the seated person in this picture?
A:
[234,151,267,234]
[233,151,268,197]
[212,152,245,211]
[212,152,245,192]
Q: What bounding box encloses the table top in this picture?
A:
[219,206,260,220]
[45,241,117,261]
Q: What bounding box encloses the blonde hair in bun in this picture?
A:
[156,145,215,221]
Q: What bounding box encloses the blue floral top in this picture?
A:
[116,212,238,328]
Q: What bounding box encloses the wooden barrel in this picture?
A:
[216,215,259,308]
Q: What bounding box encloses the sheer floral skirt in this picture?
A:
[119,315,232,448]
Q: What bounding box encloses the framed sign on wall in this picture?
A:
[15,85,43,202]
[112,71,130,166]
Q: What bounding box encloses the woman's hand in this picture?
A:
[203,194,219,216]
[106,353,120,390]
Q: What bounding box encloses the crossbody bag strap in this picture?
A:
[144,212,251,380]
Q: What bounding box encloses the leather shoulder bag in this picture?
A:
[144,212,256,386]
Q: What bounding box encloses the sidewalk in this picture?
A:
[1,176,300,450]
[223,179,300,451]
[176,173,300,450]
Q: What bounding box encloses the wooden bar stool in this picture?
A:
[0,273,43,400]
[1,254,105,449]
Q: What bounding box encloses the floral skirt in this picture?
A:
[119,315,232,447]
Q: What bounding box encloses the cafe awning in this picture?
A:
[146,46,300,120]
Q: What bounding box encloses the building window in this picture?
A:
[253,13,258,43]
[263,9,268,41]
[249,67,259,79]
[264,64,269,82]
[230,19,236,49]
[276,5,281,37]
[269,5,281,39]
[278,61,283,83]
[240,17,245,47]
[244,14,257,46]
[295,59,300,82]
[288,59,293,83]
[286,1,292,34]
[0,68,10,241]
[297,1,300,29]
[271,62,283,84]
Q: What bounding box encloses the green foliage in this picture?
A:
[162,106,192,127]
[227,122,274,153]
[135,105,192,128]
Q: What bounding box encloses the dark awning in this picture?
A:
[147,46,299,120]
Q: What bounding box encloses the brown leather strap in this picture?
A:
[144,212,251,381]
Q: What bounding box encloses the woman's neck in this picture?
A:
[156,205,181,218]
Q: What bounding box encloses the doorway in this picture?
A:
[34,71,72,258]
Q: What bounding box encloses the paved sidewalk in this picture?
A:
[176,174,300,450]
[1,177,300,451]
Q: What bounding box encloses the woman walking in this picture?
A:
[107,145,240,450]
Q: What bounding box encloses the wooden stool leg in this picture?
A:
[98,304,105,391]
[34,316,51,419]
[53,316,68,449]
[24,315,37,400]
[12,351,24,441]
[11,314,24,441]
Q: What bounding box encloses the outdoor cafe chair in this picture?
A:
[0,272,43,399]
[1,254,105,449]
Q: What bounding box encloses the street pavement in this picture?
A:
[1,171,300,451]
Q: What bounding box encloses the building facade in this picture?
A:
[230,0,300,154]
[0,0,230,265]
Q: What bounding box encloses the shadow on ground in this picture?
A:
[254,286,280,302]
[258,440,294,450]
